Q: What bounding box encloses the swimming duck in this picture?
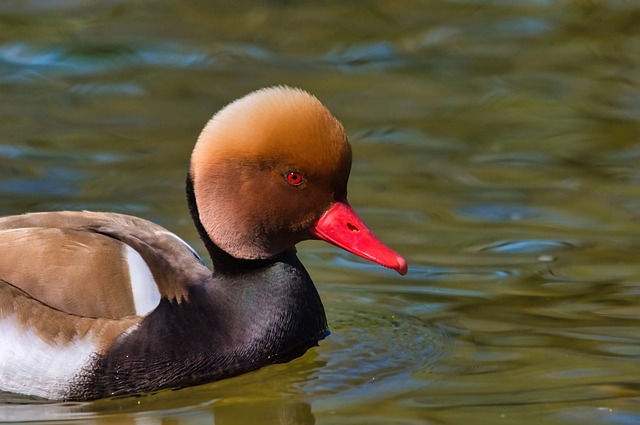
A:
[0,86,407,401]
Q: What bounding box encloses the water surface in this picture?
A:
[2,1,640,424]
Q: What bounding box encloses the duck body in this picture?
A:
[87,257,326,400]
[0,86,406,401]
[81,249,328,401]
[0,209,327,400]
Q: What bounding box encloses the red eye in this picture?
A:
[285,170,304,186]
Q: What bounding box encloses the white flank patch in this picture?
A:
[125,246,161,316]
[0,317,97,400]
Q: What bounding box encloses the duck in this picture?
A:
[0,86,407,401]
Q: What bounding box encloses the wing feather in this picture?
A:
[0,211,210,319]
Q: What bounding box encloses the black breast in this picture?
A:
[67,253,328,401]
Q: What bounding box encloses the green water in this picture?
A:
[2,1,640,424]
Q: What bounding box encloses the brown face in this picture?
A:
[190,87,352,260]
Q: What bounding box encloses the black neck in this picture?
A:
[186,172,277,274]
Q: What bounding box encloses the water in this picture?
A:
[2,0,640,423]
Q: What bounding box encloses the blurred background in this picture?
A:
[1,1,640,424]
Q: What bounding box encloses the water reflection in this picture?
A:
[0,398,315,425]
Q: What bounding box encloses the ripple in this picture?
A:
[0,41,215,83]
[67,82,145,96]
[456,203,598,228]
[307,305,451,409]
[554,405,640,425]
[477,239,578,254]
[323,42,405,72]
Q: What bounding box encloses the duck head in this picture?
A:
[189,86,407,275]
